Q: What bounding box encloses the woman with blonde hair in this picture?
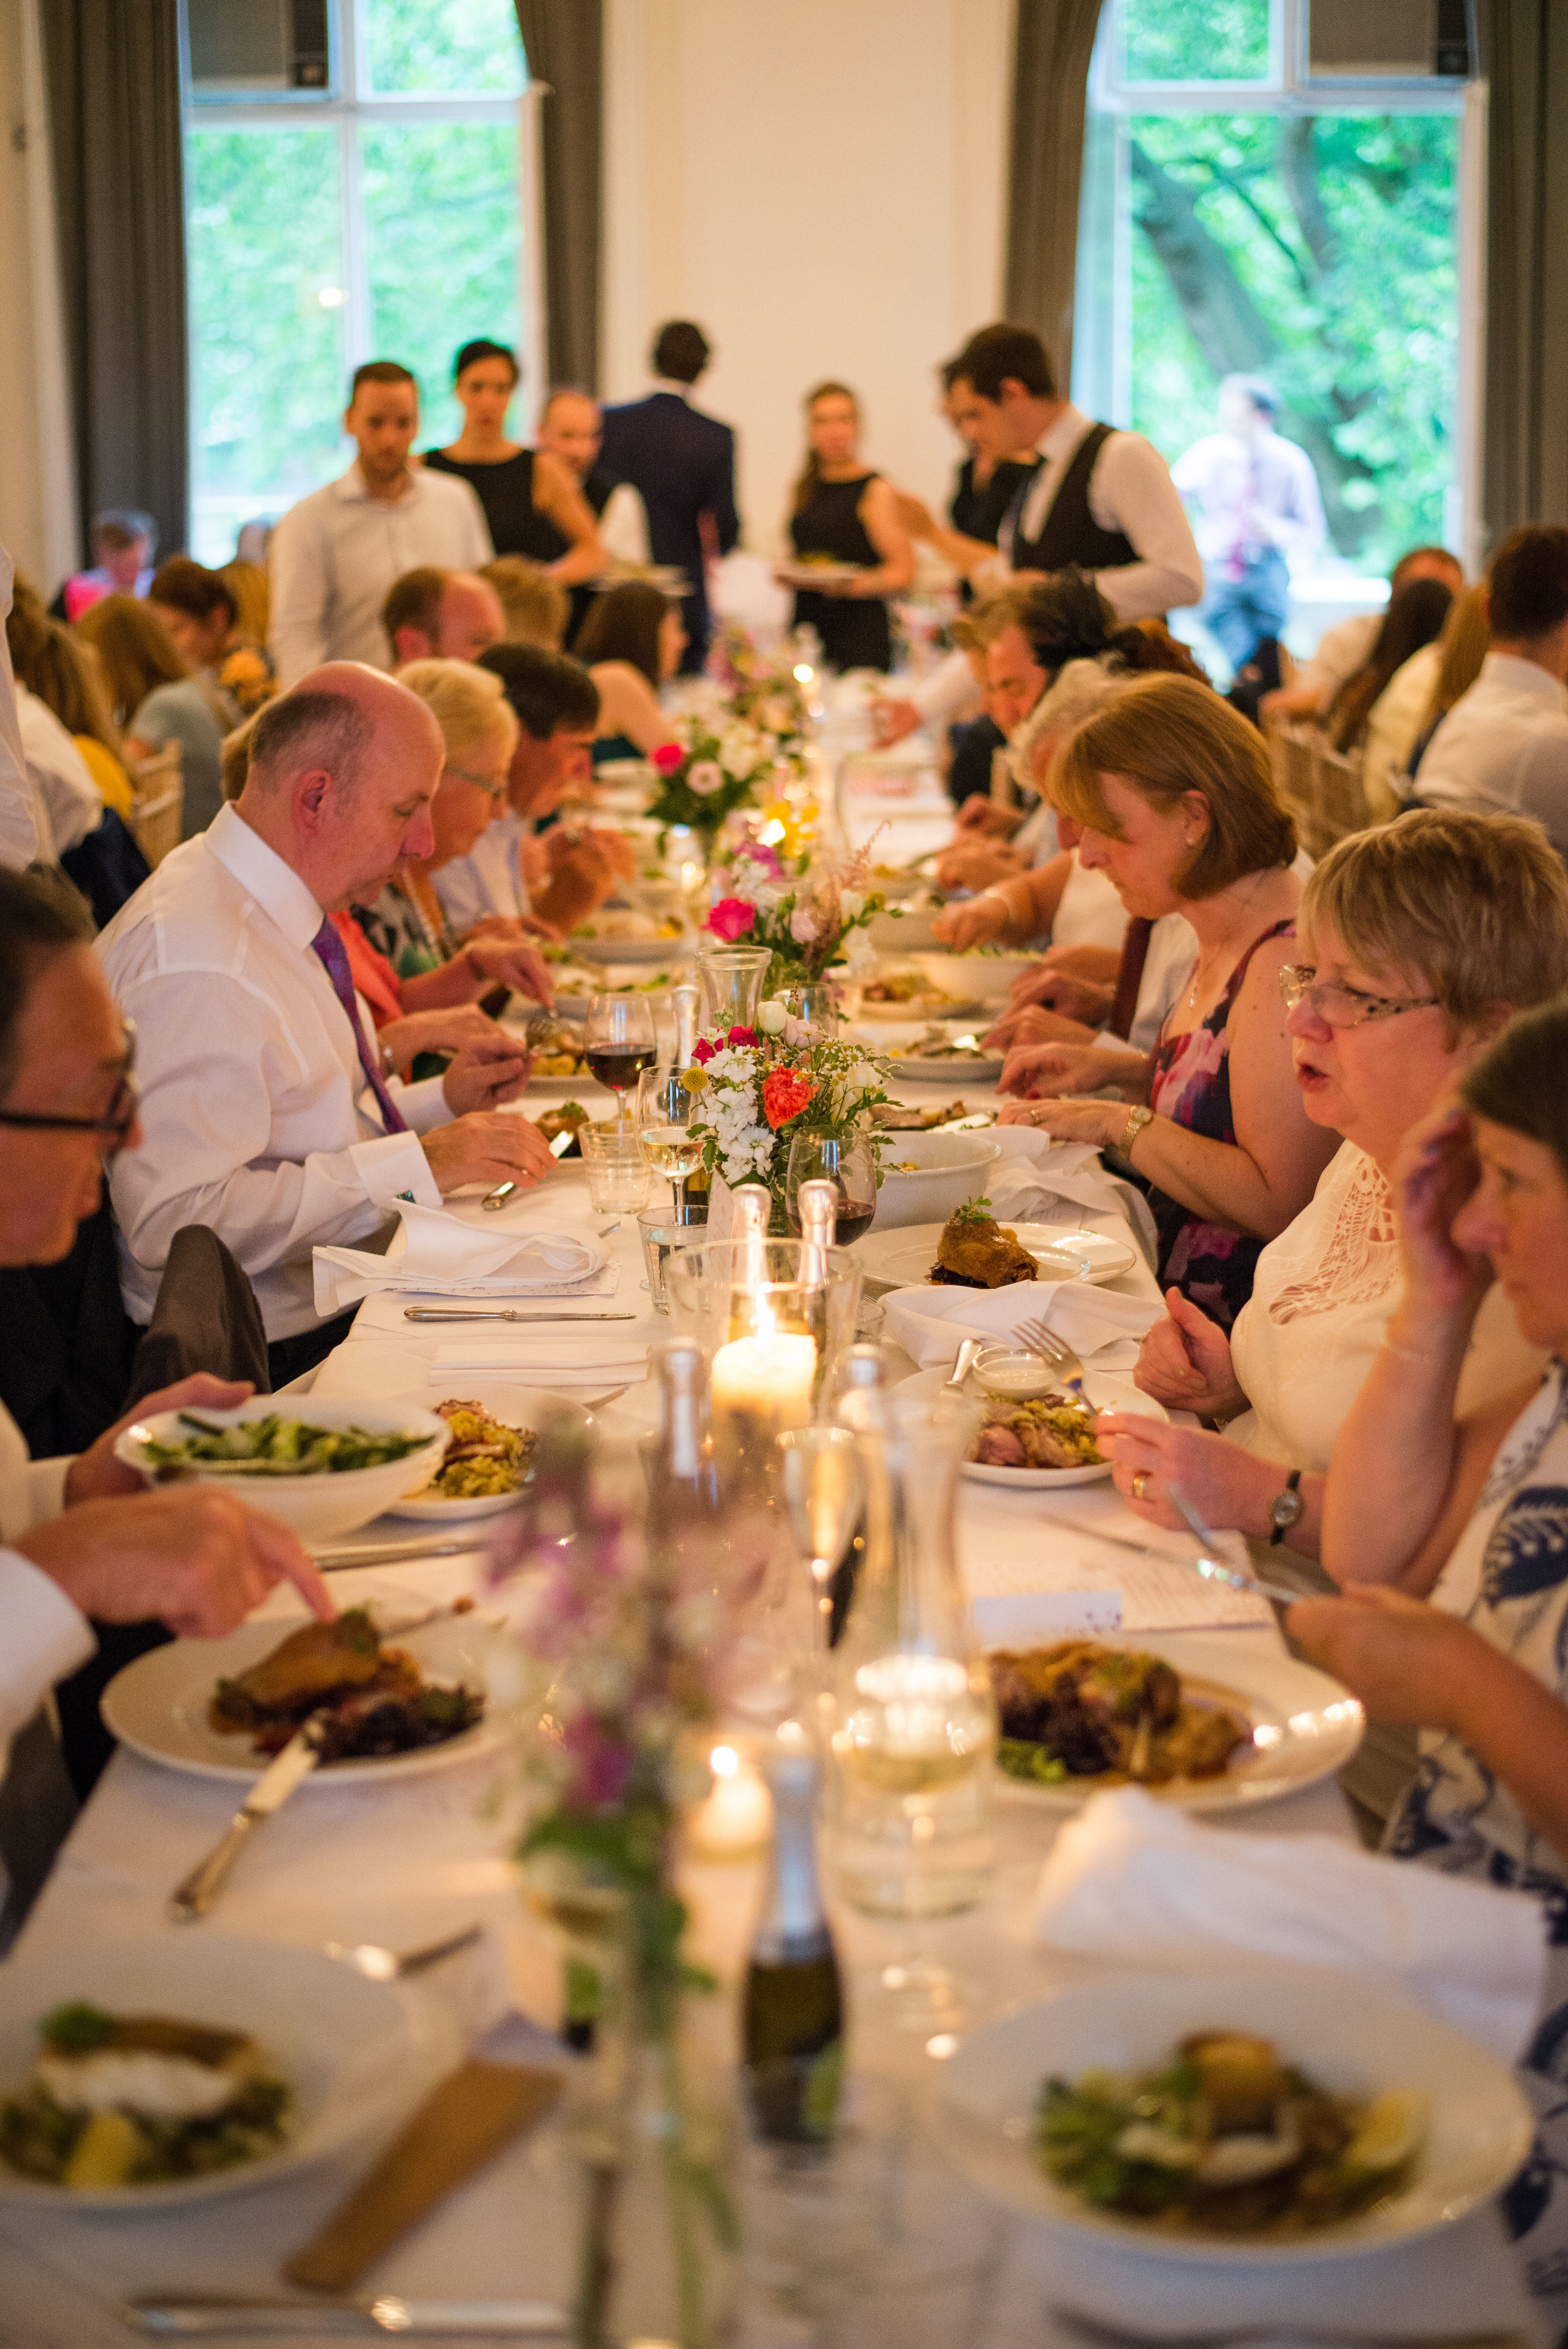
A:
[1405,580,1490,782]
[1000,674,1339,1325]
[783,381,914,672]
[6,579,135,819]
[75,592,228,837]
[479,556,569,650]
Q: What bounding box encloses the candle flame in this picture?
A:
[710,1743,739,1776]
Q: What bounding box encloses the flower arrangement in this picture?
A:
[703,836,885,992]
[706,624,813,750]
[685,1020,891,1217]
[647,706,789,845]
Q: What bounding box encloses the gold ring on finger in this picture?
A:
[1130,1470,1150,1503]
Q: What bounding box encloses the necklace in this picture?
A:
[1185,869,1273,1010]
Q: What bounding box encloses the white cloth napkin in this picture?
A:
[882,1275,1162,1376]
[314,1202,603,1314]
[429,1335,648,1386]
[986,1127,1158,1265]
[1033,1786,1548,2063]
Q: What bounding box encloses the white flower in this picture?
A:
[758,999,788,1034]
[847,1061,881,1093]
[839,889,864,920]
[687,760,724,797]
[720,723,764,777]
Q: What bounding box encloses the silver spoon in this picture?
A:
[322,1922,485,1982]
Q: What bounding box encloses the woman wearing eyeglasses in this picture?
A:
[1091,812,1568,1583]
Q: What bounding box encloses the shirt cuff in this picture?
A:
[26,1456,72,1527]
[0,1547,95,1746]
[387,1073,452,1137]
[351,1128,442,1212]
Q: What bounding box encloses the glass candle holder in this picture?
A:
[664,1238,864,1446]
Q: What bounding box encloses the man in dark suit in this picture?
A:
[598,322,740,672]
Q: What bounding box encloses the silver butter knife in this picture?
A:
[170,1717,327,1920]
[123,2296,568,2336]
[404,1307,634,1323]
[1167,1484,1303,1607]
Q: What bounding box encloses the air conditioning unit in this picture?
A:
[188,0,330,95]
[1308,0,1473,78]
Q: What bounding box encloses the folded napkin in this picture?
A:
[882,1275,1162,1376]
[314,1202,603,1315]
[987,1128,1158,1265]
[430,1335,648,1386]
[1033,1786,1547,2063]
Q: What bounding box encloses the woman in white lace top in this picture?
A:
[1096,811,1568,1562]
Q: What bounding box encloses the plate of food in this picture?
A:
[569,913,693,967]
[933,1967,1531,2264]
[100,1596,508,1784]
[854,973,974,1022]
[517,1020,598,1095]
[775,558,866,589]
[383,1387,591,1521]
[112,1400,448,1543]
[872,1098,994,1134]
[973,1619,1362,1808]
[0,1936,458,2207]
[884,1029,1005,1081]
[898,1362,1162,1487]
[853,1202,1138,1295]
[913,948,1041,1005]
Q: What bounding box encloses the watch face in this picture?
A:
[1270,1486,1304,1529]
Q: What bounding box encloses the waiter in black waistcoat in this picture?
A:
[876,323,1202,756]
[597,322,741,674]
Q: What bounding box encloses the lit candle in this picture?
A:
[686,1742,773,1860]
[711,1329,817,1428]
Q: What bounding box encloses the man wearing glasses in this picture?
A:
[0,869,333,1782]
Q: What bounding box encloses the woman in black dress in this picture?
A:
[784,383,914,672]
[425,339,604,588]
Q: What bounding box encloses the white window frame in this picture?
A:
[1077,0,1483,571]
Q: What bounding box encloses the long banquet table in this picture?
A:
[1,1026,1543,2346]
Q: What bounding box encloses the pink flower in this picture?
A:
[691,1036,718,1065]
[790,904,820,945]
[650,741,684,775]
[726,1025,758,1047]
[563,1717,633,1811]
[687,760,724,797]
[706,896,756,943]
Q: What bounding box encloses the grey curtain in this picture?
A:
[1478,0,1568,543]
[41,1,189,563]
[513,0,603,392]
[1004,0,1106,392]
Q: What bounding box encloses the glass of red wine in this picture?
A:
[585,994,657,1122]
[784,1133,878,1246]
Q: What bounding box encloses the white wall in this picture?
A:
[601,0,1014,558]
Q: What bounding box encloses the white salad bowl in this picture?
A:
[112,1397,449,1543]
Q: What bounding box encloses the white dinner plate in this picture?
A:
[857,994,984,1024]
[899,1364,1163,1490]
[972,1614,1364,1810]
[886,1046,1005,1081]
[0,1936,460,2209]
[522,1071,600,1098]
[934,1966,1532,2265]
[100,1604,511,1787]
[775,560,866,588]
[853,1221,1137,1292]
[569,935,695,967]
[382,1386,592,1522]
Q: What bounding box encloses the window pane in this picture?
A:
[1121,0,1271,82]
[361,120,521,445]
[364,0,525,94]
[1114,111,1458,576]
[186,127,346,566]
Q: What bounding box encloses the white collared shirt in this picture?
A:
[1415,652,1568,858]
[987,401,1204,619]
[99,803,447,1339]
[0,1403,89,1778]
[1170,428,1326,568]
[433,808,533,934]
[267,460,494,687]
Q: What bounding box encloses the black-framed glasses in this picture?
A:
[0,1022,139,1150]
[1278,965,1440,1029]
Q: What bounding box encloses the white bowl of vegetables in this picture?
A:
[114,1399,449,1542]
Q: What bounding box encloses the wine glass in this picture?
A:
[635,1063,703,1216]
[777,1426,865,1672]
[584,994,657,1123]
[785,1134,878,1246]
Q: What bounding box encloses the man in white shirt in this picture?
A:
[100,665,555,1374]
[1414,526,1568,861]
[1171,376,1325,670]
[382,566,505,667]
[879,322,1202,743]
[0,867,332,1780]
[1261,543,1463,724]
[268,363,494,687]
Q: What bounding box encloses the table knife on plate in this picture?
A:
[122,2297,568,2336]
[169,1717,327,1920]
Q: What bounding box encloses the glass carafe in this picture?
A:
[828,1381,995,1921]
[696,945,773,1034]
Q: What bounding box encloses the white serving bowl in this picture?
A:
[869,1130,1002,1231]
[114,1397,449,1542]
[913,950,1041,1004]
[935,1965,1534,2267]
[868,904,944,952]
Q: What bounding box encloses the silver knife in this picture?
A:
[122,2296,568,2336]
[1049,1509,1301,1606]
[169,1717,327,1921]
[1167,1484,1303,1607]
[403,1307,634,1323]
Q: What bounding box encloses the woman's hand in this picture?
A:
[1286,1584,1479,1731]
[955,799,1022,839]
[934,841,1023,893]
[998,1040,1138,1099]
[999,1096,1128,1147]
[1005,951,1116,1027]
[1094,1413,1285,1539]
[65,1376,257,1505]
[983,1003,1092,1053]
[1134,1286,1248,1416]
[933,894,1009,952]
[1391,1104,1492,1320]
[466,937,556,1009]
[462,913,563,946]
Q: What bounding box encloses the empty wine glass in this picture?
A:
[636,1064,703,1216]
[585,994,657,1123]
[778,1426,864,1669]
[785,1133,877,1246]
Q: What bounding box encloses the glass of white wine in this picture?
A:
[636,1064,703,1217]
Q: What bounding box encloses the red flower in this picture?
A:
[650,741,685,775]
[691,1036,718,1065]
[726,1025,758,1047]
[762,1069,816,1130]
[706,896,755,943]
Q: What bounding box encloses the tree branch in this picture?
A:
[1279,117,1338,276]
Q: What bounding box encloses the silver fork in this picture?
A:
[1010,1312,1088,1403]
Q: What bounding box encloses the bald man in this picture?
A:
[98,665,555,1381]
[382,566,505,667]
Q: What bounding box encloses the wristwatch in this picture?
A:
[1268,1468,1304,1546]
[1120,1105,1155,1157]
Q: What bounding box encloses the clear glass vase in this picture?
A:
[695,945,773,1034]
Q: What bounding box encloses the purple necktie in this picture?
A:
[310,919,408,1135]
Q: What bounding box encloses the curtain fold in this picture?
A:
[1004,0,1106,391]
[1478,0,1568,542]
[513,0,603,393]
[41,0,188,563]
